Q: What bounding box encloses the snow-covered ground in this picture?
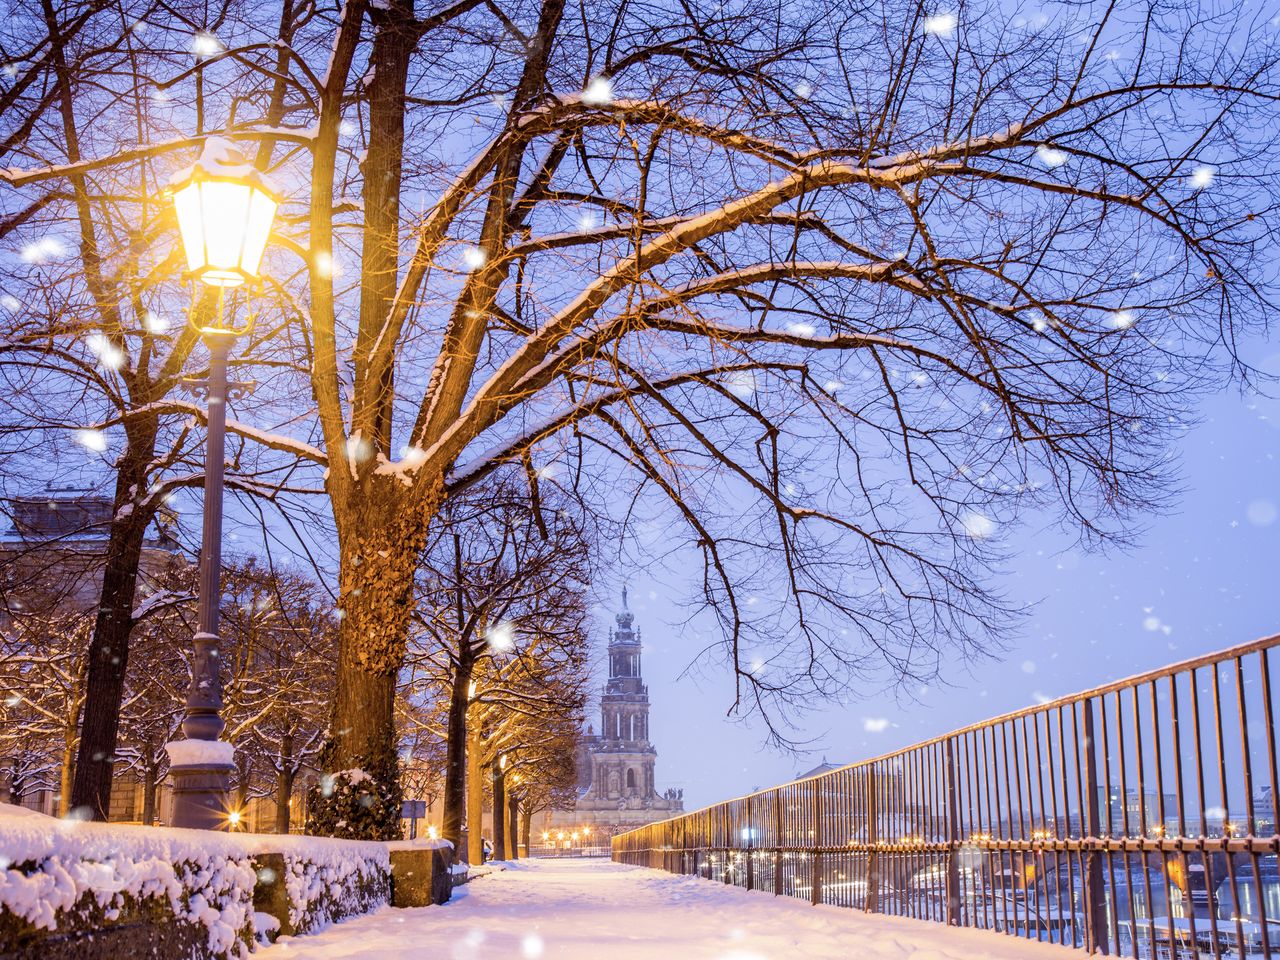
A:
[259,857,1077,959]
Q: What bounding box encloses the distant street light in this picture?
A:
[166,138,280,830]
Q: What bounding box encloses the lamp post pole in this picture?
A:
[164,137,280,830]
[169,321,238,829]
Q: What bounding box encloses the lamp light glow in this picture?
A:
[171,138,281,288]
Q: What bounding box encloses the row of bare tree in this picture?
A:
[0,555,334,832]
[2,0,1278,839]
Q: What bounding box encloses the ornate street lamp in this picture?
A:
[165,138,280,830]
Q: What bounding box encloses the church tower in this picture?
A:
[547,586,683,840]
[601,587,650,749]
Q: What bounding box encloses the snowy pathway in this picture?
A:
[259,858,1079,960]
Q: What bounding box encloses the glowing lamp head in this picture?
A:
[426,824,439,840]
[170,137,281,288]
[499,754,507,771]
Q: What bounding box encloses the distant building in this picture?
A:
[1,489,180,613]
[795,758,844,781]
[542,589,684,842]
[0,490,183,821]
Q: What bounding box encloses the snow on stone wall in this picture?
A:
[0,803,392,957]
[275,835,389,933]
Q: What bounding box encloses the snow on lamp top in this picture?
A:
[170,137,281,288]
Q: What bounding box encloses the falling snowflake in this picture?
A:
[487,622,516,653]
[793,81,813,99]
[1021,660,1036,674]
[823,379,843,392]
[314,251,338,278]
[1109,309,1135,329]
[863,717,890,732]
[582,76,613,105]
[20,237,65,264]
[924,12,957,36]
[1188,165,1215,190]
[787,321,816,336]
[1246,499,1277,527]
[462,246,487,270]
[0,295,19,311]
[346,434,371,464]
[339,120,358,138]
[144,311,168,333]
[397,446,427,469]
[577,210,599,231]
[75,429,107,452]
[1143,616,1161,631]
[190,32,222,57]
[960,511,996,539]
[521,934,545,959]
[723,370,757,398]
[2,63,16,78]
[1035,145,1068,168]
[87,334,125,370]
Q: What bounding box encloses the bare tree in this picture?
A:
[4,0,1279,836]
[396,474,591,846]
[0,0,321,820]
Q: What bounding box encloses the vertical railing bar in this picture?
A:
[1211,660,1247,955]
[1003,719,1024,939]
[1189,665,1225,960]
[1098,692,1125,956]
[1235,653,1269,959]
[1147,678,1176,960]
[1047,707,1067,946]
[1131,680,1157,960]
[1069,699,1087,951]
[984,722,1002,936]
[1026,712,1047,943]
[964,728,985,930]
[1111,689,1138,960]
[1084,696,1111,957]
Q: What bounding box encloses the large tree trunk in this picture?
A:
[69,449,154,821]
[59,726,76,815]
[276,768,295,834]
[440,658,472,850]
[276,731,295,834]
[491,764,506,860]
[466,709,484,865]
[507,794,519,859]
[141,757,157,826]
[311,484,436,839]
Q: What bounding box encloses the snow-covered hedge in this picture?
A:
[0,804,391,958]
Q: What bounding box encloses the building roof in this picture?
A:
[794,758,845,781]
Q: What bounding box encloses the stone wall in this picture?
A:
[0,806,433,959]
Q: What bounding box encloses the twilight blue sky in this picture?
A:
[612,344,1280,811]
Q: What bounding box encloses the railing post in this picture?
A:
[866,767,880,913]
[773,789,783,896]
[812,779,823,905]
[746,795,755,891]
[1082,698,1110,956]
[945,738,962,926]
[723,805,731,885]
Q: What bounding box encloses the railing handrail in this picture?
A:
[616,630,1280,838]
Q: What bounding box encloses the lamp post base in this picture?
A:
[169,763,235,830]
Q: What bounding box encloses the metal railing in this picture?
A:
[613,634,1280,958]
[530,843,612,859]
